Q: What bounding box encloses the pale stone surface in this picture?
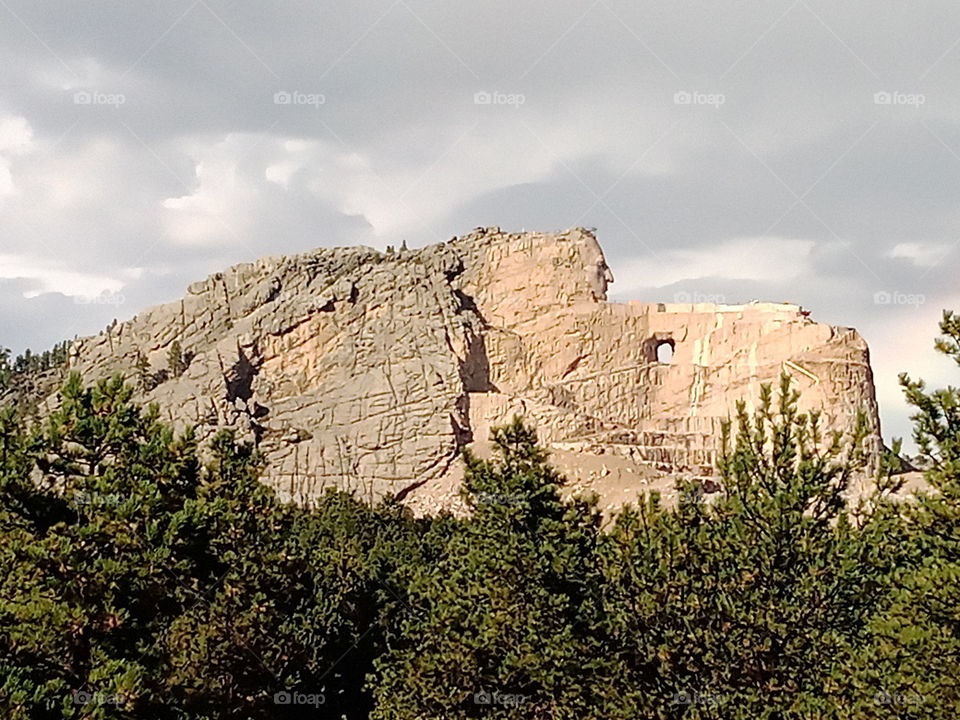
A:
[50,227,883,512]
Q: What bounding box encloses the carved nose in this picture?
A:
[604,267,614,284]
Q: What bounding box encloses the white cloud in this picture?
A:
[0,253,124,298]
[265,159,305,187]
[862,295,960,448]
[0,114,34,197]
[611,236,816,295]
[162,136,259,246]
[887,241,951,268]
[0,115,32,154]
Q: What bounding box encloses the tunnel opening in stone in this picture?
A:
[656,339,675,364]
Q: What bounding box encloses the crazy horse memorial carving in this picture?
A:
[56,227,882,512]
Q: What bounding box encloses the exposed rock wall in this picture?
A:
[52,227,882,509]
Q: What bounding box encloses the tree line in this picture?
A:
[0,338,195,396]
[0,342,71,393]
[1,313,959,718]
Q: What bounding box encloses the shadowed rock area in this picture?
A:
[48,227,882,513]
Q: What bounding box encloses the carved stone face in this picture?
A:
[582,235,614,299]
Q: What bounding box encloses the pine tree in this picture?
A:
[601,375,899,718]
[166,341,188,378]
[134,352,153,392]
[846,310,960,717]
[0,373,402,719]
[4,319,960,718]
[0,347,10,391]
[371,418,615,719]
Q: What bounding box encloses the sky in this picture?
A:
[1,1,958,449]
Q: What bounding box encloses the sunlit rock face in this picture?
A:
[55,227,882,512]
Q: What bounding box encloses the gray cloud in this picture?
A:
[1,0,959,449]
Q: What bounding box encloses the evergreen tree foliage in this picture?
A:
[600,375,902,718]
[844,310,960,718]
[0,341,70,393]
[0,314,959,718]
[371,419,612,719]
[166,342,191,379]
[0,374,397,718]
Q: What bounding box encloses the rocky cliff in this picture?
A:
[52,227,882,512]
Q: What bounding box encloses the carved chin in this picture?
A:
[588,273,607,298]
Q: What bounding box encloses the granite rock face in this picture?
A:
[55,228,882,510]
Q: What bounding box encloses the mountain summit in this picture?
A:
[53,227,881,511]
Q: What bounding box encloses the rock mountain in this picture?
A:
[52,228,882,513]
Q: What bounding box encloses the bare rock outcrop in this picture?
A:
[52,227,882,511]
